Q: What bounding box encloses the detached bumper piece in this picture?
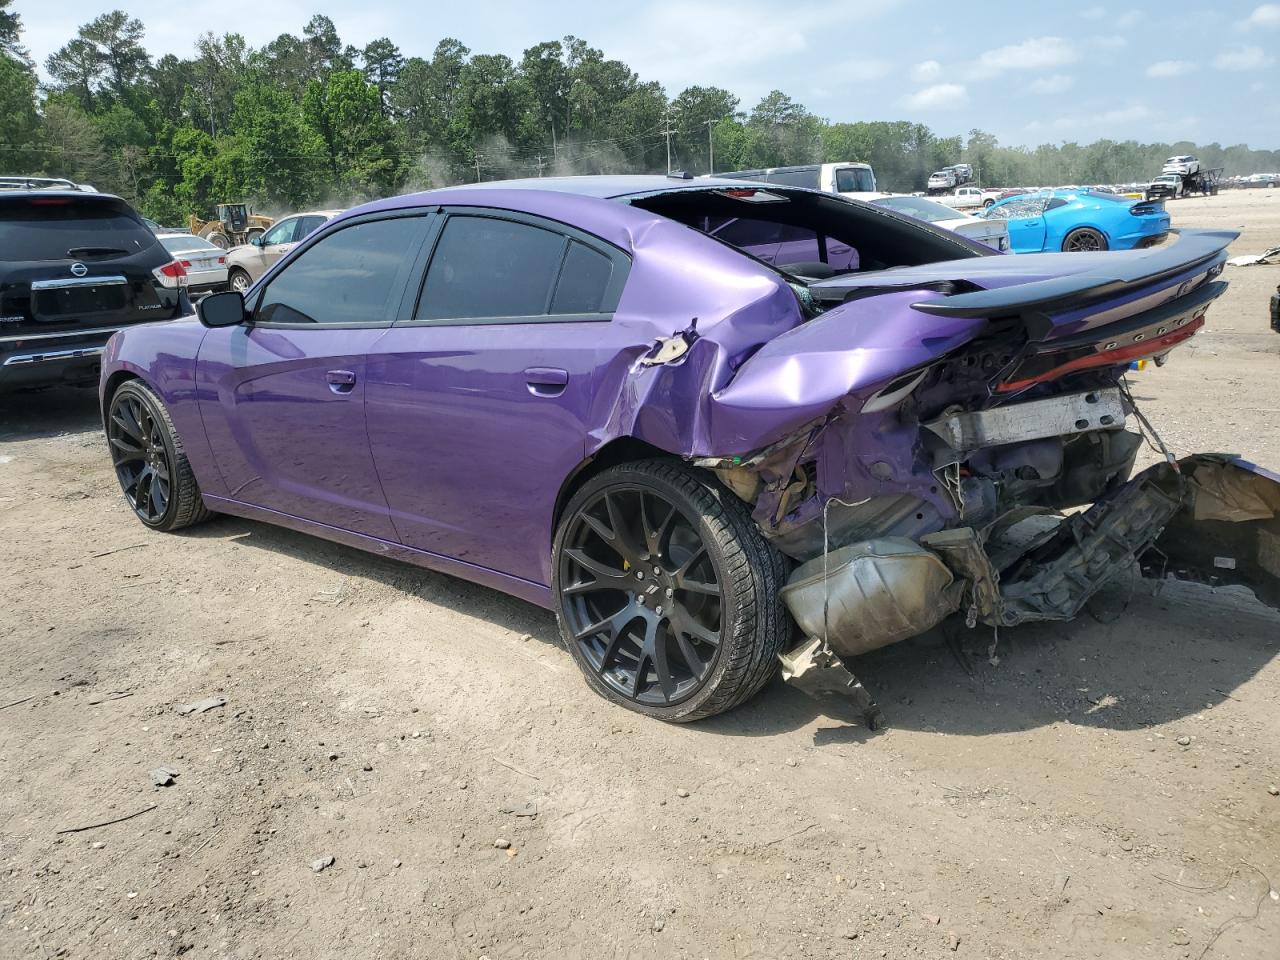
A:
[780,455,1280,664]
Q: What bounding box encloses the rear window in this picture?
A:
[834,167,876,193]
[160,235,218,254]
[764,169,821,189]
[418,216,566,320]
[871,197,960,223]
[0,196,156,261]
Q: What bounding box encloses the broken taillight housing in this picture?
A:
[152,260,188,288]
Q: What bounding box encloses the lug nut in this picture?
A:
[655,606,664,616]
[636,571,645,580]
[665,588,673,598]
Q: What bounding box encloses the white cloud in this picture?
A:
[903,83,968,110]
[1030,73,1074,94]
[1239,4,1280,28]
[970,36,1079,78]
[1146,60,1199,77]
[1115,8,1142,27]
[1212,44,1275,70]
[911,59,942,82]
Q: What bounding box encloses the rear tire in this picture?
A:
[1062,227,1108,253]
[107,380,212,532]
[552,459,789,722]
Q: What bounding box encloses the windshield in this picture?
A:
[871,196,963,222]
[834,167,876,193]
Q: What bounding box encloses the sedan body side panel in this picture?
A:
[366,324,600,586]
[195,325,397,540]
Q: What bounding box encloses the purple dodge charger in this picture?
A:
[101,176,1280,722]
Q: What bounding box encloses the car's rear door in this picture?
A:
[196,212,432,540]
[364,207,630,587]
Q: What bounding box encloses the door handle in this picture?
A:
[524,366,569,397]
[326,369,357,394]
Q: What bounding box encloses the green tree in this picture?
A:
[361,38,403,115]
[1,0,27,61]
[304,69,399,196]
[228,81,326,207]
[0,52,40,168]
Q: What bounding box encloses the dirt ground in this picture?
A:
[2,190,1278,960]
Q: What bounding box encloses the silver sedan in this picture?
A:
[156,233,228,294]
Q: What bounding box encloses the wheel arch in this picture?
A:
[551,436,680,542]
[100,369,140,431]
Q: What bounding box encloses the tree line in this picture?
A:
[1,4,1277,223]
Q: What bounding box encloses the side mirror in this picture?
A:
[250,235,263,247]
[197,290,246,328]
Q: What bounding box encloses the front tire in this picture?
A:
[107,380,212,532]
[1062,227,1108,253]
[228,268,252,294]
[552,459,789,722]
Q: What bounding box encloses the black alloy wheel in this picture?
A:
[1062,227,1108,253]
[107,380,211,531]
[552,460,789,722]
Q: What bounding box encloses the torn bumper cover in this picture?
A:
[780,455,1280,659]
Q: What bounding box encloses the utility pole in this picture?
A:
[662,107,675,175]
[704,118,716,175]
[473,154,486,183]
[534,155,546,177]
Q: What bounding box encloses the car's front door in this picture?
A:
[364,208,631,586]
[990,198,1049,253]
[196,213,431,540]
[248,216,300,280]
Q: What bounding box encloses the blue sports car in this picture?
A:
[981,190,1170,253]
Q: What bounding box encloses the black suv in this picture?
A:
[0,190,190,390]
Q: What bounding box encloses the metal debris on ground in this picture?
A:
[150,766,180,787]
[175,696,227,715]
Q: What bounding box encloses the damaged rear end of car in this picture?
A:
[692,228,1280,679]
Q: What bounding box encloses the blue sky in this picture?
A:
[17,0,1280,148]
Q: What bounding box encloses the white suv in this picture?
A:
[1162,155,1200,176]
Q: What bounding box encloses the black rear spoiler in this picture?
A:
[909,229,1237,320]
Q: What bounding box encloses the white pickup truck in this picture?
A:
[933,186,1003,211]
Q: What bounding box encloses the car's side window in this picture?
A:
[550,242,614,314]
[262,218,296,246]
[411,214,625,324]
[255,216,424,326]
[417,216,563,321]
[297,215,327,238]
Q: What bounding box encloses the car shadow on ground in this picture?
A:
[187,516,1280,748]
[0,386,101,443]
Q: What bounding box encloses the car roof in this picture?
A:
[156,232,208,240]
[403,175,768,202]
[277,209,344,219]
[0,189,122,201]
